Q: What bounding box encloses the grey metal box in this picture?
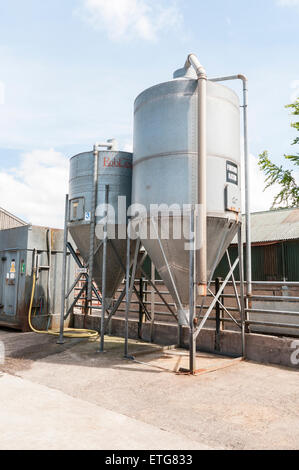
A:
[0,225,76,331]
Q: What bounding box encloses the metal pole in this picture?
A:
[98,184,109,353]
[242,78,252,299]
[138,277,144,339]
[194,257,239,339]
[189,208,196,374]
[104,286,126,333]
[185,54,207,298]
[57,194,69,345]
[66,242,102,304]
[210,74,252,298]
[88,145,99,302]
[215,277,221,352]
[108,239,151,321]
[238,223,246,357]
[124,233,131,358]
[124,237,141,358]
[150,262,155,343]
[196,72,207,298]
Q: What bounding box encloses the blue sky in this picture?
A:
[0,0,298,226]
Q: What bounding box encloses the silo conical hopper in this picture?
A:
[132,65,241,324]
[68,144,133,303]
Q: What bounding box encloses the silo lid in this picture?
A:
[173,66,197,80]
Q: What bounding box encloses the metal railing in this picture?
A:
[73,275,299,337]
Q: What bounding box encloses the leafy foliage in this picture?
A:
[258,98,299,208]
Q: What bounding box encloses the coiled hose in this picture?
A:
[28,270,98,339]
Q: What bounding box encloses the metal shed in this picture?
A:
[214,208,299,282]
[0,207,27,230]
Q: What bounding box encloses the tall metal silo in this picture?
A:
[133,65,241,314]
[128,54,250,371]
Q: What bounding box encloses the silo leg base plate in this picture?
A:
[177,368,207,376]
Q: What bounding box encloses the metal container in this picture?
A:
[68,149,133,301]
[0,225,75,331]
[132,67,241,321]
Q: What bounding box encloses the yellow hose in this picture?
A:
[28,270,98,339]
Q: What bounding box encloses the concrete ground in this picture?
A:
[0,329,299,450]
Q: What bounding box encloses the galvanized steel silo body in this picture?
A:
[132,69,241,313]
[68,150,133,300]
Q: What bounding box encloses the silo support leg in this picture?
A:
[108,239,151,321]
[58,194,69,345]
[238,223,246,358]
[189,208,196,374]
[103,286,126,334]
[66,242,102,304]
[194,257,240,340]
[124,238,141,359]
[98,231,108,353]
[150,262,156,343]
[139,268,178,322]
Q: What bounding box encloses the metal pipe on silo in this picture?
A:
[185,53,208,297]
[87,145,99,303]
[240,75,252,298]
[189,207,196,374]
[88,140,117,302]
[99,184,109,353]
[209,74,252,297]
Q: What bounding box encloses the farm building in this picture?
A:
[214,207,299,282]
[0,207,27,230]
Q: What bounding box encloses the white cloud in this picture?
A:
[0,149,68,228]
[276,0,299,6]
[0,82,5,105]
[76,0,182,42]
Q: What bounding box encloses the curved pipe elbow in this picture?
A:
[185,53,207,79]
[237,74,248,86]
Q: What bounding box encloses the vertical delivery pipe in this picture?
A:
[88,140,117,303]
[124,232,131,359]
[185,53,208,297]
[99,184,109,353]
[189,207,196,374]
[240,76,252,298]
[87,145,99,303]
[210,74,252,297]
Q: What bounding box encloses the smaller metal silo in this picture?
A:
[68,141,133,303]
[59,140,135,350]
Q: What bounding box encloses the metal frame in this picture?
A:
[59,66,253,368]
[188,216,245,373]
[210,74,252,299]
[58,191,151,353]
[121,60,252,374]
[123,214,246,374]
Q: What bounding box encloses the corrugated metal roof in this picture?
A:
[0,207,27,230]
[233,208,299,244]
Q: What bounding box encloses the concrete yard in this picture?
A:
[0,329,299,450]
